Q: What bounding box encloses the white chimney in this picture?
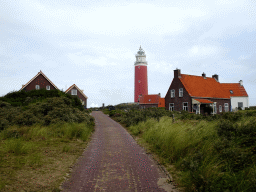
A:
[239,80,243,86]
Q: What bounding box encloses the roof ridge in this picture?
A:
[20,70,59,91]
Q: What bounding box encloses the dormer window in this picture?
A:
[71,89,77,95]
[46,85,50,90]
[230,90,233,94]
[149,99,151,102]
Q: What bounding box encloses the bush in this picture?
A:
[0,96,93,129]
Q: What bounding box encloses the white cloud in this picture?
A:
[188,45,220,57]
[150,61,174,74]
[90,103,99,108]
[239,55,251,60]
[1,0,207,36]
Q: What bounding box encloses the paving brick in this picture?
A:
[61,111,177,192]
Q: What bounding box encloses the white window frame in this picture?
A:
[213,102,217,114]
[224,103,229,112]
[71,89,77,95]
[179,88,183,97]
[183,102,188,111]
[171,89,175,98]
[219,105,222,113]
[35,85,40,90]
[46,85,50,90]
[169,103,174,111]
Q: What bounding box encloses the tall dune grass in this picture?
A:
[128,116,256,191]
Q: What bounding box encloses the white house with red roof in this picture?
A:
[222,81,249,111]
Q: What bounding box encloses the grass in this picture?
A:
[0,122,94,192]
[122,115,256,192]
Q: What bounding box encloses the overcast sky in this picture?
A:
[1,0,256,107]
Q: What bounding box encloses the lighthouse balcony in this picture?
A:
[134,61,148,65]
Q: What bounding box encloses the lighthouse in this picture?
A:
[134,46,148,102]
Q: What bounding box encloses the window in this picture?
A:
[238,102,243,109]
[212,102,217,114]
[219,105,222,113]
[171,89,175,98]
[183,102,188,111]
[149,99,151,101]
[179,88,183,97]
[46,85,50,90]
[169,103,174,111]
[224,103,229,112]
[230,90,233,94]
[35,85,40,90]
[71,89,77,95]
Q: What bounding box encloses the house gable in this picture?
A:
[165,74,191,111]
[20,71,58,91]
[65,84,88,108]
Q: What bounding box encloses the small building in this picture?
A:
[65,84,88,108]
[165,69,232,114]
[20,70,59,91]
[139,94,165,109]
[222,81,249,111]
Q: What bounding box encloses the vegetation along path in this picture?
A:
[61,111,177,192]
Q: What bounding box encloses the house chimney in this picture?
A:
[212,74,219,82]
[202,72,206,78]
[174,69,181,79]
[158,93,161,97]
[239,80,243,86]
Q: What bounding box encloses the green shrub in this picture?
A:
[0,118,9,131]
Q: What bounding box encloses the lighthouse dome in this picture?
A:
[137,46,145,55]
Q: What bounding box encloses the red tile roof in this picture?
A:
[139,94,160,104]
[194,99,213,104]
[180,74,230,99]
[65,84,88,99]
[158,98,165,107]
[221,83,248,97]
[139,94,165,107]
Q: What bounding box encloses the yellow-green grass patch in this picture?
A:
[0,123,94,192]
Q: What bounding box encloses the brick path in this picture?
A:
[61,111,177,192]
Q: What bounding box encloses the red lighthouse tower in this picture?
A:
[134,46,148,102]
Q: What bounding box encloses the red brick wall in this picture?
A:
[165,77,192,112]
[66,87,87,108]
[22,74,57,91]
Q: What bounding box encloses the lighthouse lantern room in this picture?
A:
[134,46,148,102]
